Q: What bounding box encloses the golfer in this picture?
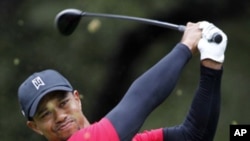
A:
[18,21,227,141]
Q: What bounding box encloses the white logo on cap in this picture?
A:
[21,110,25,116]
[32,76,45,90]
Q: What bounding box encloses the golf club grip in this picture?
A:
[82,12,222,43]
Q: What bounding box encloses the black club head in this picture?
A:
[55,9,83,36]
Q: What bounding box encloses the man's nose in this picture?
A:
[54,108,67,123]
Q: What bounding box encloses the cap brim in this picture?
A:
[29,86,73,118]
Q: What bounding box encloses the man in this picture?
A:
[18,21,227,141]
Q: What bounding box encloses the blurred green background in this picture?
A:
[0,0,250,140]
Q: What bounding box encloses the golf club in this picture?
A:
[55,9,222,43]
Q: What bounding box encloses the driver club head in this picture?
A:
[55,9,83,36]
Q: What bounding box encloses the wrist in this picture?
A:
[181,40,198,55]
[201,59,223,70]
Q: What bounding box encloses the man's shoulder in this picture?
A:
[67,118,119,141]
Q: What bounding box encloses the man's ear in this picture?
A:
[27,121,43,135]
[73,90,82,107]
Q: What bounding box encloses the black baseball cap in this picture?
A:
[18,69,73,120]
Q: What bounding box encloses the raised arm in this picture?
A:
[106,22,202,141]
[163,22,227,141]
[164,63,222,141]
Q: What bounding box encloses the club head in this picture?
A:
[55,9,83,36]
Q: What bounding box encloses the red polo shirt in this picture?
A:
[68,118,163,141]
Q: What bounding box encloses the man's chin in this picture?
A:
[57,125,80,140]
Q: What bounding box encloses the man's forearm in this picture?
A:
[164,65,222,141]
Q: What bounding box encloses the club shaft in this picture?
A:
[81,12,186,32]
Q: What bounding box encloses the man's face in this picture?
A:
[27,90,88,141]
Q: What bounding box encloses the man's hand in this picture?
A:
[181,22,202,54]
[198,21,228,63]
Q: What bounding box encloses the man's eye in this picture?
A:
[60,99,69,107]
[40,111,51,119]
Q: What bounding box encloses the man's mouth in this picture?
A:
[56,120,74,132]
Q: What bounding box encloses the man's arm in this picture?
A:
[164,62,222,141]
[68,43,192,141]
[105,22,201,141]
[164,21,227,141]
[106,43,192,141]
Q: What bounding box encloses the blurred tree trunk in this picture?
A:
[85,0,249,122]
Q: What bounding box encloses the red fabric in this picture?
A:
[68,118,119,141]
[132,128,164,141]
[68,118,163,141]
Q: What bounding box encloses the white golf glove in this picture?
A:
[198,21,228,63]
